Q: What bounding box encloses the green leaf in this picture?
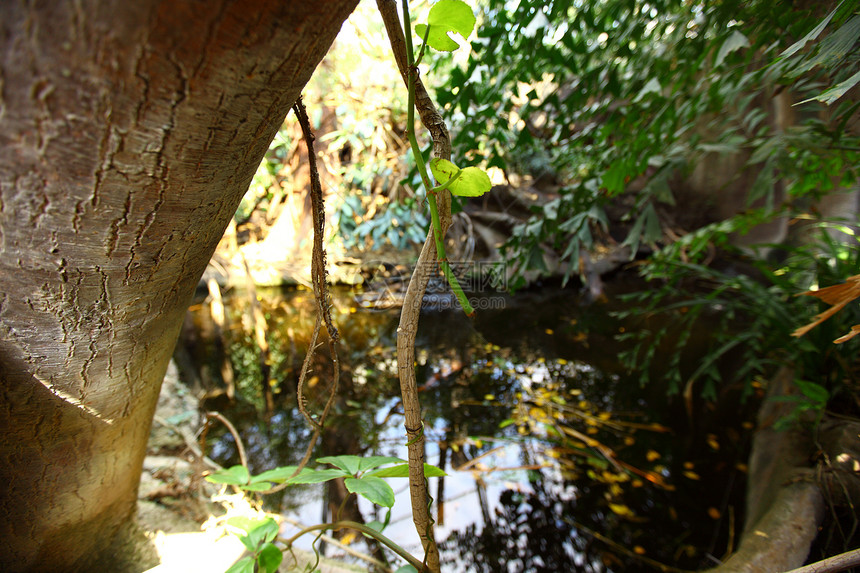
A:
[780,7,836,57]
[368,464,411,478]
[415,0,476,52]
[430,158,491,197]
[286,468,349,484]
[799,69,860,105]
[602,161,629,195]
[621,203,661,255]
[369,462,447,478]
[225,516,258,534]
[422,463,448,477]
[225,556,255,573]
[796,380,829,405]
[257,542,283,573]
[317,455,362,475]
[543,198,560,220]
[247,517,279,547]
[395,566,420,573]
[345,476,396,508]
[206,465,249,486]
[633,78,662,102]
[357,456,406,473]
[252,466,299,484]
[715,31,750,67]
[240,482,273,492]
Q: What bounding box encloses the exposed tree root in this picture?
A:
[710,367,860,572]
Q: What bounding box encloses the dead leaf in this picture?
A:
[792,274,860,342]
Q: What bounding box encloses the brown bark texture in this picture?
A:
[0,1,358,571]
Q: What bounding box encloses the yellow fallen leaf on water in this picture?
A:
[706,434,720,451]
[708,507,721,519]
[608,503,635,517]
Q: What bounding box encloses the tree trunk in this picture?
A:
[0,1,358,571]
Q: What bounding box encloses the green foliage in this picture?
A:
[614,227,860,401]
[237,130,293,227]
[206,455,446,509]
[208,453,447,570]
[776,0,860,104]
[403,0,489,316]
[224,516,282,573]
[337,195,430,251]
[772,379,830,430]
[435,0,860,286]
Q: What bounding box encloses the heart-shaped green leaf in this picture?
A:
[257,542,283,573]
[246,517,279,547]
[415,0,476,52]
[430,158,491,197]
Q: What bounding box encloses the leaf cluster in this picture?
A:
[206,454,446,509]
[614,228,860,404]
[434,0,860,287]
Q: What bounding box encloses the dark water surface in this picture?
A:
[185,280,757,572]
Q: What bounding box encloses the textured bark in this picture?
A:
[0,1,358,571]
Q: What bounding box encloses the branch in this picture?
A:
[377,0,451,570]
[280,516,392,572]
[281,520,429,572]
[262,98,343,493]
[205,411,247,470]
[785,548,860,573]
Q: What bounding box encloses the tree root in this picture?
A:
[710,367,860,572]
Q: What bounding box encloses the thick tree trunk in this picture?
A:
[0,1,358,571]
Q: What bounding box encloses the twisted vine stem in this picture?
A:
[376,0,463,570]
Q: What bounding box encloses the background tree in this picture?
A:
[0,1,358,571]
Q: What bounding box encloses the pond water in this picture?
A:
[182,276,758,572]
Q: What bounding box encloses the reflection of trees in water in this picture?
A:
[188,286,754,570]
[442,481,602,572]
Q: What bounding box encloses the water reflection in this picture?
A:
[182,282,755,571]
